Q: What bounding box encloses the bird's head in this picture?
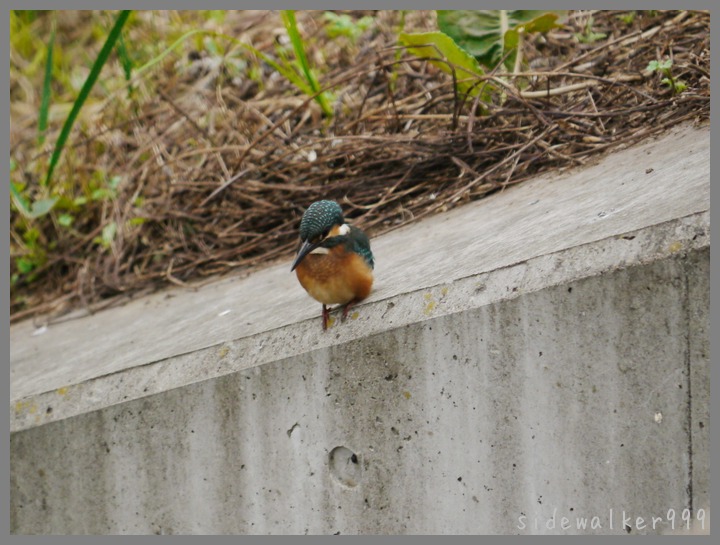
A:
[291,200,346,271]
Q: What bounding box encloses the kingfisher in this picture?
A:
[291,200,374,331]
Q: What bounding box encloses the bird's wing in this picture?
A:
[349,225,374,269]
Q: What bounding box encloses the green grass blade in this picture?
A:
[38,21,55,145]
[13,10,38,24]
[280,11,316,89]
[134,29,315,98]
[134,28,206,78]
[44,9,132,187]
[116,29,133,83]
[260,47,314,95]
[116,28,136,103]
[110,27,327,117]
[280,10,332,117]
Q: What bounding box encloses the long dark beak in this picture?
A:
[290,240,319,271]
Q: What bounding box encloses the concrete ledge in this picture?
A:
[10,124,710,534]
[10,211,710,433]
[10,123,710,432]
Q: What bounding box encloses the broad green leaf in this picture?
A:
[399,31,492,100]
[438,10,567,68]
[58,213,74,227]
[505,13,565,52]
[91,187,116,201]
[97,221,117,248]
[10,185,58,218]
[28,197,59,218]
[16,258,35,274]
[518,12,564,34]
[648,59,672,73]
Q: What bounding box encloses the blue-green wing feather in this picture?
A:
[320,224,374,269]
[348,225,374,269]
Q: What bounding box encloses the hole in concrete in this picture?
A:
[287,423,300,438]
[329,446,361,487]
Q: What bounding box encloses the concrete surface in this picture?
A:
[9,123,710,534]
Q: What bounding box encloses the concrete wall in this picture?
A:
[9,124,710,535]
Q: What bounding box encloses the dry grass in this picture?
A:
[9,10,710,324]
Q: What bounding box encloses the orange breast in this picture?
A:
[295,247,373,306]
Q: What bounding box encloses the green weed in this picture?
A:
[436,10,567,70]
[400,10,567,105]
[323,11,373,42]
[617,11,637,25]
[575,15,606,43]
[647,58,687,94]
[280,10,332,117]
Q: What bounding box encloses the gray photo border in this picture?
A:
[3,2,716,544]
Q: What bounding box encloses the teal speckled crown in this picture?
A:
[299,200,344,241]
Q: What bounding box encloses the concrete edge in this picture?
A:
[10,210,709,433]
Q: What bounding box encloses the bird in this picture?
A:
[291,200,374,331]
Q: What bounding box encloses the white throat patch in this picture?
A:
[309,224,349,255]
